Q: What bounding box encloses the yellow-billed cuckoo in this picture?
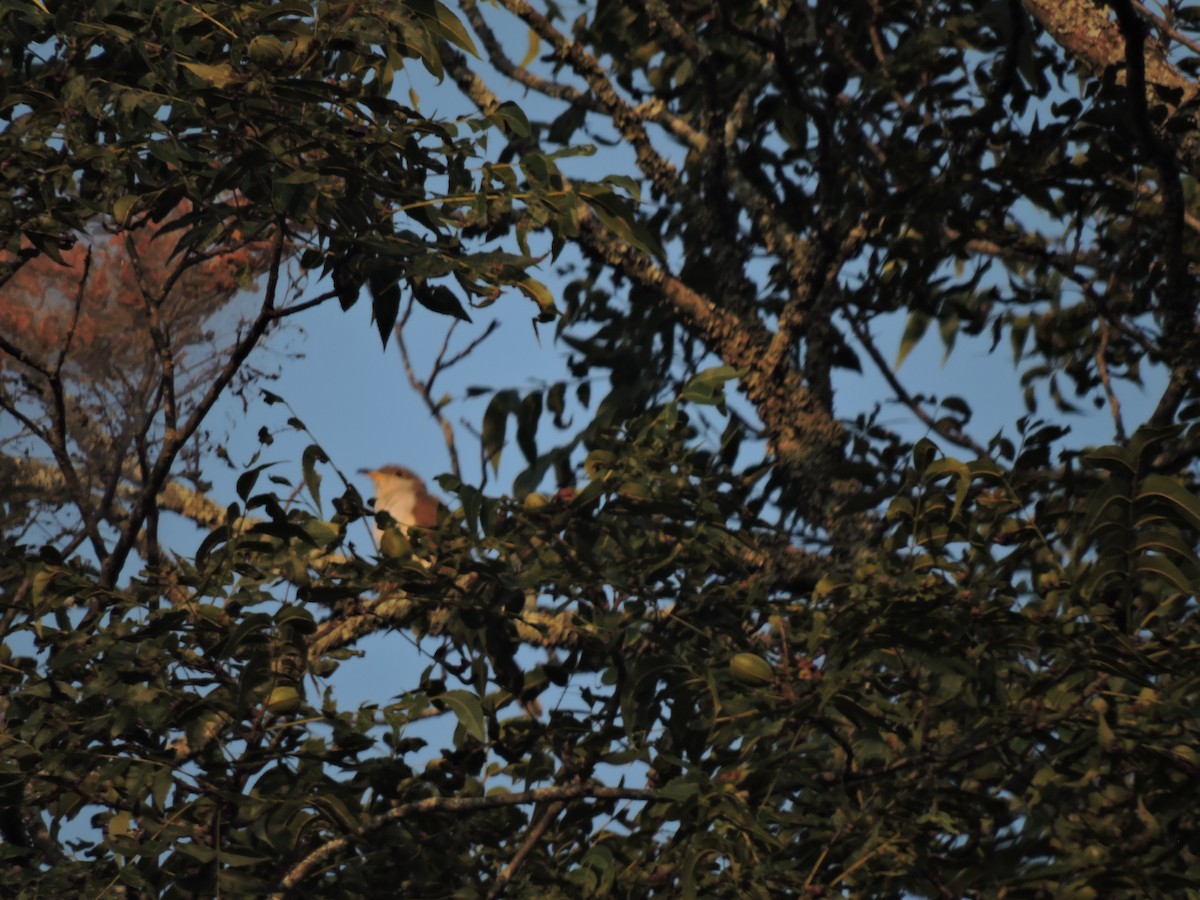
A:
[359,465,442,544]
[362,465,546,718]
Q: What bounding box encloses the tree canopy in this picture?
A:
[2,0,1200,896]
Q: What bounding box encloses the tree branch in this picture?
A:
[392,296,498,482]
[98,224,288,588]
[272,784,653,896]
[486,799,565,899]
[847,315,988,457]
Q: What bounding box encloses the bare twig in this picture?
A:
[272,287,341,318]
[394,291,503,481]
[125,234,179,434]
[0,256,110,560]
[50,247,91,376]
[1130,0,1200,58]
[99,223,289,588]
[847,315,988,457]
[1094,316,1126,442]
[437,318,501,372]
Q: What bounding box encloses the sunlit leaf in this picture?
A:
[441,690,487,742]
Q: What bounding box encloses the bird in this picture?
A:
[359,465,443,543]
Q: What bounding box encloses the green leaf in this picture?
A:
[441,690,486,742]
[516,392,542,464]
[369,269,403,345]
[1083,476,1132,538]
[927,457,973,520]
[180,61,235,88]
[491,100,531,139]
[112,194,138,226]
[894,311,930,370]
[658,776,700,803]
[515,277,558,322]
[518,29,540,70]
[912,437,940,474]
[1135,527,1200,565]
[679,365,741,406]
[1137,554,1196,595]
[1140,474,1200,533]
[482,389,519,473]
[274,605,317,634]
[548,104,587,143]
[1083,445,1137,475]
[237,462,278,501]
[302,445,326,514]
[578,186,664,258]
[602,174,642,203]
[24,229,67,264]
[311,792,361,835]
[411,0,480,58]
[414,282,472,322]
[214,849,270,867]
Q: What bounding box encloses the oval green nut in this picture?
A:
[380,529,413,558]
[248,35,285,65]
[265,684,302,715]
[730,652,774,686]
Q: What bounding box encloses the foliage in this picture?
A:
[4,0,1200,897]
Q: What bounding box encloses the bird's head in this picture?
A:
[359,465,441,535]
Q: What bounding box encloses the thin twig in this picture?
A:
[1131,0,1200,57]
[50,247,91,375]
[99,223,288,588]
[438,317,501,372]
[1094,317,1126,442]
[125,233,179,434]
[847,315,988,457]
[272,287,341,319]
[396,306,454,480]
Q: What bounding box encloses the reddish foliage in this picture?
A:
[0,202,274,380]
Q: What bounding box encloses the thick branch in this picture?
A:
[307,589,582,660]
[441,7,861,531]
[575,214,842,486]
[1020,0,1200,176]
[1019,0,1192,98]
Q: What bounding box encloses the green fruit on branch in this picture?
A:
[730,652,774,687]
[265,684,302,715]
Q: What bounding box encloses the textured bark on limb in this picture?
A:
[1021,0,1200,424]
[438,40,847,528]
